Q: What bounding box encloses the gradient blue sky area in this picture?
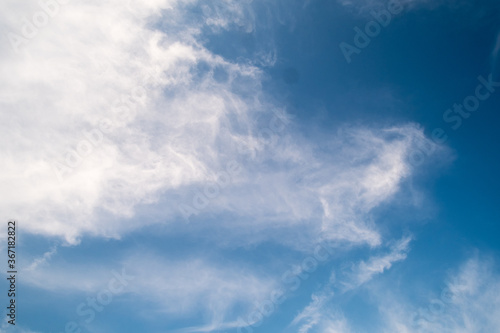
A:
[1,0,500,332]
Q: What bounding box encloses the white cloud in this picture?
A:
[290,236,412,333]
[291,292,354,333]
[0,0,266,243]
[291,292,333,333]
[20,250,277,330]
[0,2,458,333]
[378,256,500,333]
[290,252,500,333]
[340,235,412,290]
[0,323,41,333]
[124,254,277,320]
[0,0,443,252]
[321,316,353,333]
[24,246,57,272]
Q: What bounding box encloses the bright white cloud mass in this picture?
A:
[1,0,499,332]
[0,0,437,245]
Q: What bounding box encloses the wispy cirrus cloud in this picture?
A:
[291,294,354,333]
[290,236,412,333]
[20,249,277,330]
[378,256,500,333]
[291,251,500,333]
[340,235,412,290]
[24,246,57,272]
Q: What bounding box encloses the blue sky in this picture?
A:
[1,0,500,332]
